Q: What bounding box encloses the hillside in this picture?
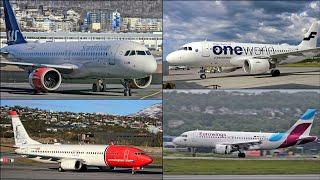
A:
[163,90,320,136]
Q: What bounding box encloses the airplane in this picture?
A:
[172,109,318,158]
[166,21,320,79]
[8,110,153,173]
[0,0,157,96]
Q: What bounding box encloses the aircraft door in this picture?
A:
[108,45,119,65]
[201,42,210,57]
[124,149,129,162]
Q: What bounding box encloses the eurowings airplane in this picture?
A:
[8,110,153,173]
[166,21,319,79]
[0,0,157,96]
[173,109,318,158]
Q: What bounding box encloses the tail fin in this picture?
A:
[9,110,41,147]
[3,0,27,45]
[286,109,317,136]
[298,21,318,49]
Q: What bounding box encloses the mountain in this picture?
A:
[134,103,162,119]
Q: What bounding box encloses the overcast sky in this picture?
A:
[163,1,320,57]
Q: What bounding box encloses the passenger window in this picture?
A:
[137,51,146,55]
[124,50,130,56]
[129,51,136,56]
[195,49,198,52]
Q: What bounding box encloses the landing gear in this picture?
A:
[58,163,65,172]
[238,152,246,158]
[92,79,106,92]
[271,69,280,77]
[191,147,196,157]
[121,79,132,96]
[199,67,207,79]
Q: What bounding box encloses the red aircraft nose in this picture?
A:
[142,155,153,166]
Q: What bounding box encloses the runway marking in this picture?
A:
[140,90,161,99]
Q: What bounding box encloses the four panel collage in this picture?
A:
[0,0,319,180]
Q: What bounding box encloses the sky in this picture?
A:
[163,1,320,57]
[0,100,161,116]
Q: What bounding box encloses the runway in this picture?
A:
[0,83,162,99]
[0,164,162,180]
[163,156,320,160]
[163,175,320,180]
[164,67,320,89]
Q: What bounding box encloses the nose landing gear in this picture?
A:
[92,79,106,92]
[121,79,132,96]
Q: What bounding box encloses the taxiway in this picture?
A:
[164,67,320,89]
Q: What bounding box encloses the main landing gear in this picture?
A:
[121,79,132,96]
[92,79,106,92]
[238,152,246,158]
[199,67,207,79]
[271,69,280,77]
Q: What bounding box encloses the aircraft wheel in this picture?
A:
[238,152,246,158]
[271,69,280,77]
[200,74,206,79]
[58,167,65,172]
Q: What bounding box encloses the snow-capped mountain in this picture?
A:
[133,103,162,119]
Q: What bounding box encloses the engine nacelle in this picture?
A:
[60,159,83,171]
[28,67,62,92]
[216,67,239,73]
[243,58,270,74]
[129,75,152,89]
[215,144,232,154]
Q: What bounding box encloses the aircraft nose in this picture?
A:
[166,51,180,65]
[172,137,180,145]
[142,155,153,166]
[146,57,157,74]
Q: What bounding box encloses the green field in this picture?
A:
[164,159,320,175]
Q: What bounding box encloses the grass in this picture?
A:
[164,159,320,175]
[280,58,320,67]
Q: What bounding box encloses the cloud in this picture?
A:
[163,1,320,57]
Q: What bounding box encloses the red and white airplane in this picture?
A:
[9,110,153,173]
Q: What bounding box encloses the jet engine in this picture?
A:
[28,67,62,92]
[60,159,83,171]
[129,75,152,89]
[215,144,232,154]
[243,58,270,74]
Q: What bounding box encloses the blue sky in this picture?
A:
[163,1,320,57]
[0,100,161,115]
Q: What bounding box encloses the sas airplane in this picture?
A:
[8,110,153,173]
[0,0,157,96]
[166,21,319,79]
[173,109,318,158]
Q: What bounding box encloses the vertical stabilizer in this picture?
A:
[3,0,27,45]
[298,21,318,49]
[9,110,41,147]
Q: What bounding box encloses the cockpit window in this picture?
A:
[137,51,146,55]
[124,50,130,56]
[129,51,136,56]
[184,47,188,50]
[181,134,187,137]
[188,47,192,51]
[146,51,151,55]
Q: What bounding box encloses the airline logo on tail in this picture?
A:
[303,32,317,41]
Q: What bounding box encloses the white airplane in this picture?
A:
[0,0,157,96]
[166,21,319,79]
[173,109,318,158]
[8,110,153,173]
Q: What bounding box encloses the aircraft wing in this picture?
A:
[0,61,79,73]
[269,48,320,64]
[224,140,262,150]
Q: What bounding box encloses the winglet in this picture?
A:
[300,109,317,120]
